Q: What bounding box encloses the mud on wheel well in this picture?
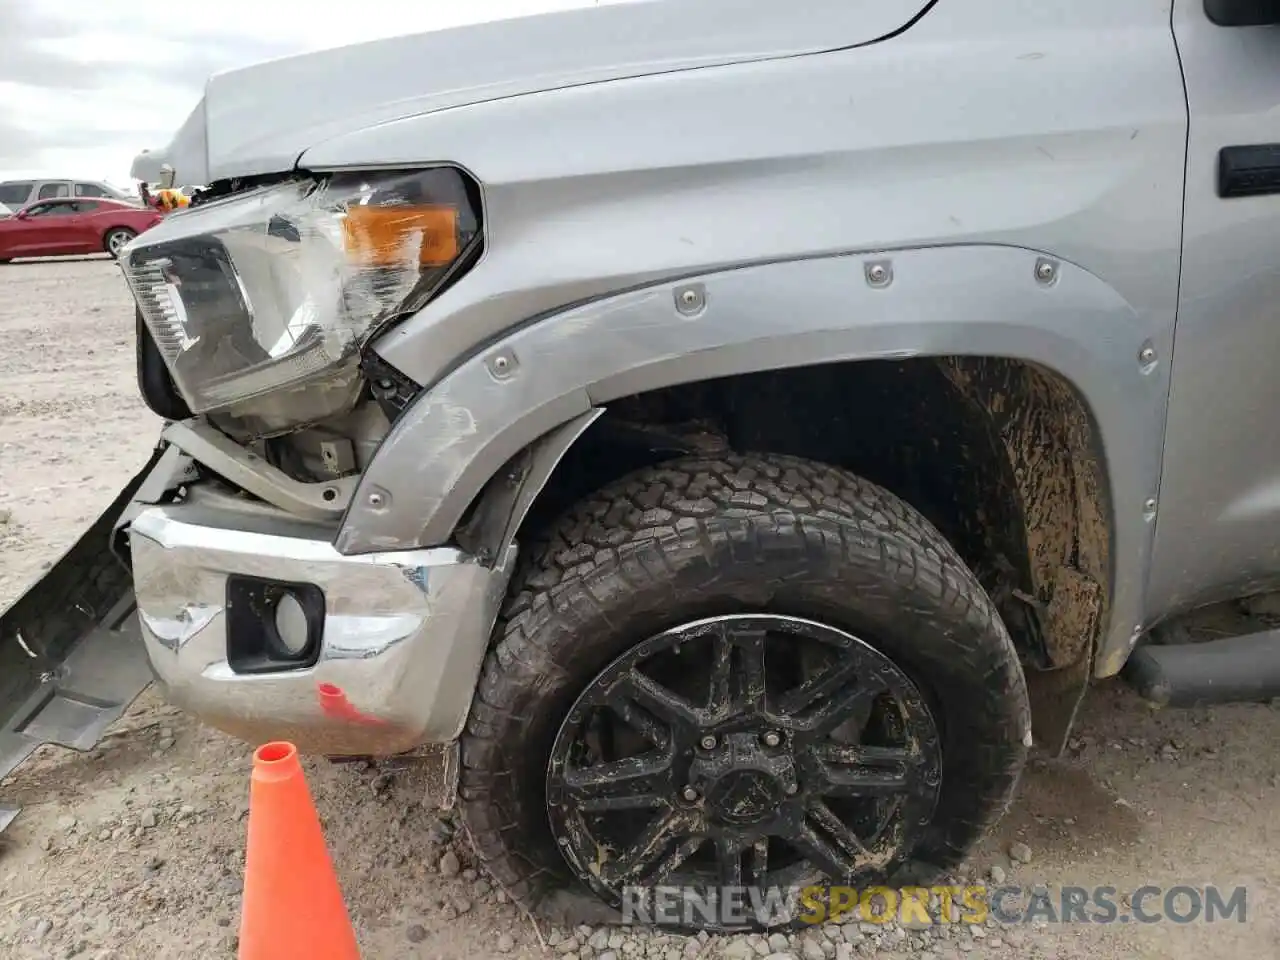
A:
[512,356,1112,675]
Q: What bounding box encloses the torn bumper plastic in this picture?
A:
[0,448,164,834]
[127,500,512,758]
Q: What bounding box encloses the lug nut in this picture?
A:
[784,784,798,795]
[761,731,782,748]
[699,735,717,750]
[682,786,699,802]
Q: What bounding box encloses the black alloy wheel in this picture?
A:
[545,613,943,911]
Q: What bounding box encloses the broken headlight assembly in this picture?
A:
[121,168,481,423]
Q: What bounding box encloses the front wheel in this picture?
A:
[103,228,136,259]
[459,453,1031,932]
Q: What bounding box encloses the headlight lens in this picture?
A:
[121,168,480,415]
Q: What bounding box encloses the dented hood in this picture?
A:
[132,0,932,185]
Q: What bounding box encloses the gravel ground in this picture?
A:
[1,258,1278,959]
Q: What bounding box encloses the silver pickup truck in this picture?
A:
[4,0,1280,931]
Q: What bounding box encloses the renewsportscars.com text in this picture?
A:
[620,884,1248,929]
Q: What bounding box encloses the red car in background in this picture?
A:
[0,197,164,263]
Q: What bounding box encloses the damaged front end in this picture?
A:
[0,165,498,832]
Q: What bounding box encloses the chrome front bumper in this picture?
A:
[127,501,512,756]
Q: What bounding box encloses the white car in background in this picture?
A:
[0,179,138,210]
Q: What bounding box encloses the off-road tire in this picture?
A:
[458,453,1031,927]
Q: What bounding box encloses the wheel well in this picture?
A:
[514,357,1112,674]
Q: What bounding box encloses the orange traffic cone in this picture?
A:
[239,741,361,959]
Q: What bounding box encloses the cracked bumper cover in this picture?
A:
[127,503,512,757]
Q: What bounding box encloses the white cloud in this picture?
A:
[0,0,615,188]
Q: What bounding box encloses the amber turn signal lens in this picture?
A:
[342,204,459,267]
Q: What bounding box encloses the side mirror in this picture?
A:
[1206,0,1280,26]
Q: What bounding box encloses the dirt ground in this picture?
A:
[0,258,1277,960]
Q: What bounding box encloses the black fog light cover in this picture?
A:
[226,576,325,674]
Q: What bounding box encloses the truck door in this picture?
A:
[1151,2,1280,616]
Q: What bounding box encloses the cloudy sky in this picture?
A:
[0,0,605,189]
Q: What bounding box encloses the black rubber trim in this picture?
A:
[225,576,325,675]
[1123,629,1280,707]
[135,306,192,421]
[1217,144,1280,198]
[1204,0,1280,27]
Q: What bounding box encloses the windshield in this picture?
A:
[0,182,34,206]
